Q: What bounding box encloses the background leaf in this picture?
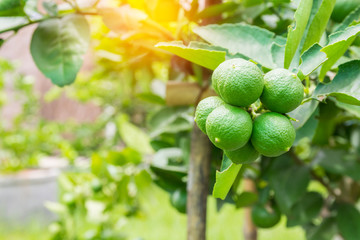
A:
[336,203,360,240]
[314,60,360,106]
[156,41,226,70]
[194,23,285,69]
[284,0,312,68]
[30,14,90,86]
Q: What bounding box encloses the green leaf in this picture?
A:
[314,60,360,106]
[284,0,313,68]
[306,217,337,240]
[287,192,323,227]
[0,0,24,16]
[0,16,28,33]
[151,148,187,173]
[156,41,226,70]
[301,0,336,53]
[136,92,165,105]
[271,42,286,68]
[336,203,360,240]
[235,192,258,208]
[268,156,311,214]
[117,114,154,154]
[196,2,238,19]
[319,24,360,80]
[213,155,242,200]
[289,100,319,129]
[30,14,90,87]
[293,107,319,146]
[194,23,286,69]
[334,5,360,32]
[298,43,327,78]
[315,149,360,180]
[335,100,360,118]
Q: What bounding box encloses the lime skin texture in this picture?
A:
[206,103,253,151]
[195,96,225,134]
[224,142,259,164]
[251,204,281,228]
[251,112,296,157]
[261,68,304,113]
[212,58,264,107]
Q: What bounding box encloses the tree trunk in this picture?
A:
[187,123,212,240]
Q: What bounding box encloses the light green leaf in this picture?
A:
[335,100,360,118]
[271,42,286,68]
[0,16,28,33]
[301,0,336,52]
[289,100,319,129]
[194,23,285,69]
[293,108,319,145]
[314,60,360,106]
[337,203,360,240]
[284,0,313,68]
[196,2,238,19]
[319,24,360,80]
[156,41,226,70]
[136,92,165,105]
[213,155,242,200]
[287,192,323,227]
[30,14,90,87]
[298,43,327,78]
[117,114,154,154]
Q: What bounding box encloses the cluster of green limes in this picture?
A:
[195,58,304,163]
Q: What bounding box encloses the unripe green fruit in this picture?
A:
[206,104,252,151]
[170,188,187,214]
[224,142,259,164]
[251,112,295,157]
[252,204,281,228]
[195,96,225,134]
[212,58,264,107]
[261,69,304,113]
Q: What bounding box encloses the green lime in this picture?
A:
[261,69,304,113]
[331,0,360,22]
[170,188,187,214]
[224,142,259,164]
[212,58,264,107]
[251,204,281,228]
[251,112,295,157]
[195,96,225,134]
[206,103,252,151]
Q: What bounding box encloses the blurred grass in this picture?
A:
[0,184,306,240]
[122,185,306,240]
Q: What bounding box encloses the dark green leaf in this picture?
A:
[194,23,285,69]
[314,60,360,106]
[156,41,226,70]
[314,149,360,180]
[196,2,238,19]
[287,192,323,227]
[0,0,23,16]
[213,155,242,200]
[30,14,90,86]
[306,217,337,240]
[284,0,313,68]
[235,192,258,208]
[268,156,311,214]
[336,203,360,240]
